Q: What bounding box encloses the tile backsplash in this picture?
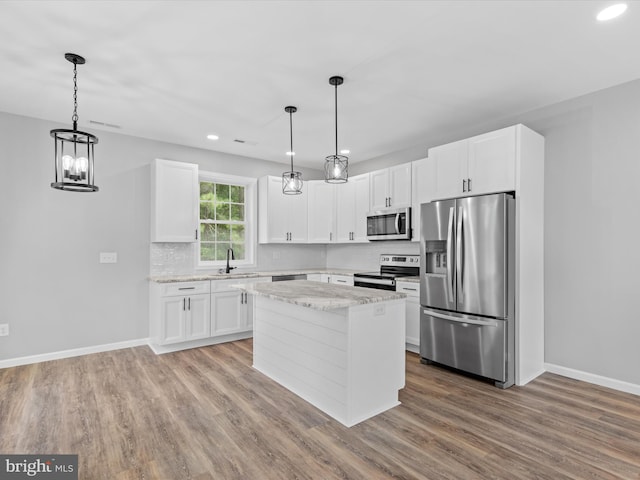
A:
[150,242,327,275]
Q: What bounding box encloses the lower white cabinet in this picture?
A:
[396,281,420,352]
[150,281,211,345]
[211,277,271,336]
[150,277,271,351]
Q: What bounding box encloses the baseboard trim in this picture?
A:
[148,331,253,354]
[0,338,150,369]
[544,363,640,396]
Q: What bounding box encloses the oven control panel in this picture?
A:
[380,254,420,267]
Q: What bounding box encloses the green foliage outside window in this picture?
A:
[199,181,245,262]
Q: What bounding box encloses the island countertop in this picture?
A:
[234,280,405,311]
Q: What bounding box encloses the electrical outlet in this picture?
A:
[374,305,386,316]
[272,251,280,260]
[99,252,118,264]
[0,324,9,336]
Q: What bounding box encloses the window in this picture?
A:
[198,172,256,267]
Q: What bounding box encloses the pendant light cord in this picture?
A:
[289,109,294,172]
[334,83,338,157]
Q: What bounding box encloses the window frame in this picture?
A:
[197,171,257,269]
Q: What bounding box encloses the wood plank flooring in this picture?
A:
[1,339,639,479]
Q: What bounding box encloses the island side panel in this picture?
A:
[252,296,350,424]
[347,300,406,426]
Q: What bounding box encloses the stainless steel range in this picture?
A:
[354,254,420,290]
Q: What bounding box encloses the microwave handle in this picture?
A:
[395,213,400,234]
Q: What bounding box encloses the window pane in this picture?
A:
[216,224,230,242]
[201,242,216,261]
[231,225,244,242]
[216,202,230,221]
[230,185,244,203]
[231,242,245,260]
[230,203,244,221]
[215,183,230,201]
[201,224,215,241]
[200,182,214,199]
[215,242,231,261]
[200,202,215,220]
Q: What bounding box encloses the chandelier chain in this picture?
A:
[72,61,79,126]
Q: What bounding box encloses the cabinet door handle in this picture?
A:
[178,287,195,290]
[462,179,467,192]
[330,232,332,241]
[195,229,198,240]
[188,297,191,310]
[183,298,186,311]
[468,178,472,192]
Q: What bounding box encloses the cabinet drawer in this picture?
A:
[211,276,268,292]
[396,282,419,297]
[161,281,210,297]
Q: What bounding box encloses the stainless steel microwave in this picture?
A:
[366,207,411,241]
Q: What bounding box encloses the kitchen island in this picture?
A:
[234,280,406,427]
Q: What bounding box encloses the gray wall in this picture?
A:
[0,111,324,361]
[355,78,640,386]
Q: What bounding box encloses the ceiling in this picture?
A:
[1,1,639,170]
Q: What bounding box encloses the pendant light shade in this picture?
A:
[282,106,303,195]
[50,53,99,192]
[324,75,348,183]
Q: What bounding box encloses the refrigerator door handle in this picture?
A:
[456,206,464,304]
[446,207,455,302]
[423,309,499,327]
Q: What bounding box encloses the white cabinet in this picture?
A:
[430,125,517,200]
[370,163,412,210]
[335,173,370,242]
[211,277,270,336]
[397,281,420,353]
[330,274,354,286]
[150,281,211,345]
[307,181,335,243]
[411,157,436,241]
[258,176,308,243]
[150,158,199,242]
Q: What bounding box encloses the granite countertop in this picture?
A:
[233,280,406,311]
[148,268,360,284]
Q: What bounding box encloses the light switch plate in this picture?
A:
[0,324,9,336]
[99,252,118,264]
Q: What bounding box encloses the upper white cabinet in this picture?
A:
[335,173,370,242]
[258,176,308,243]
[369,164,412,210]
[307,181,336,243]
[411,157,436,241]
[151,159,199,242]
[430,125,517,200]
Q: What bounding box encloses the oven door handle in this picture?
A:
[354,277,396,287]
[423,309,499,327]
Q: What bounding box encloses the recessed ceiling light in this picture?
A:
[340,149,350,155]
[206,134,219,140]
[596,3,627,21]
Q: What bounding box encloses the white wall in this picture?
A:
[0,111,324,361]
[356,79,640,388]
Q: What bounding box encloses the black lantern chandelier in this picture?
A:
[282,105,303,195]
[324,75,348,183]
[50,53,99,192]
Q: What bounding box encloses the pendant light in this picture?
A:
[324,75,348,183]
[50,53,99,192]
[282,106,303,195]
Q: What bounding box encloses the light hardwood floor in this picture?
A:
[1,339,639,479]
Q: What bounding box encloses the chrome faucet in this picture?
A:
[225,248,236,274]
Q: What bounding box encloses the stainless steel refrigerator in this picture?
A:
[420,193,515,388]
